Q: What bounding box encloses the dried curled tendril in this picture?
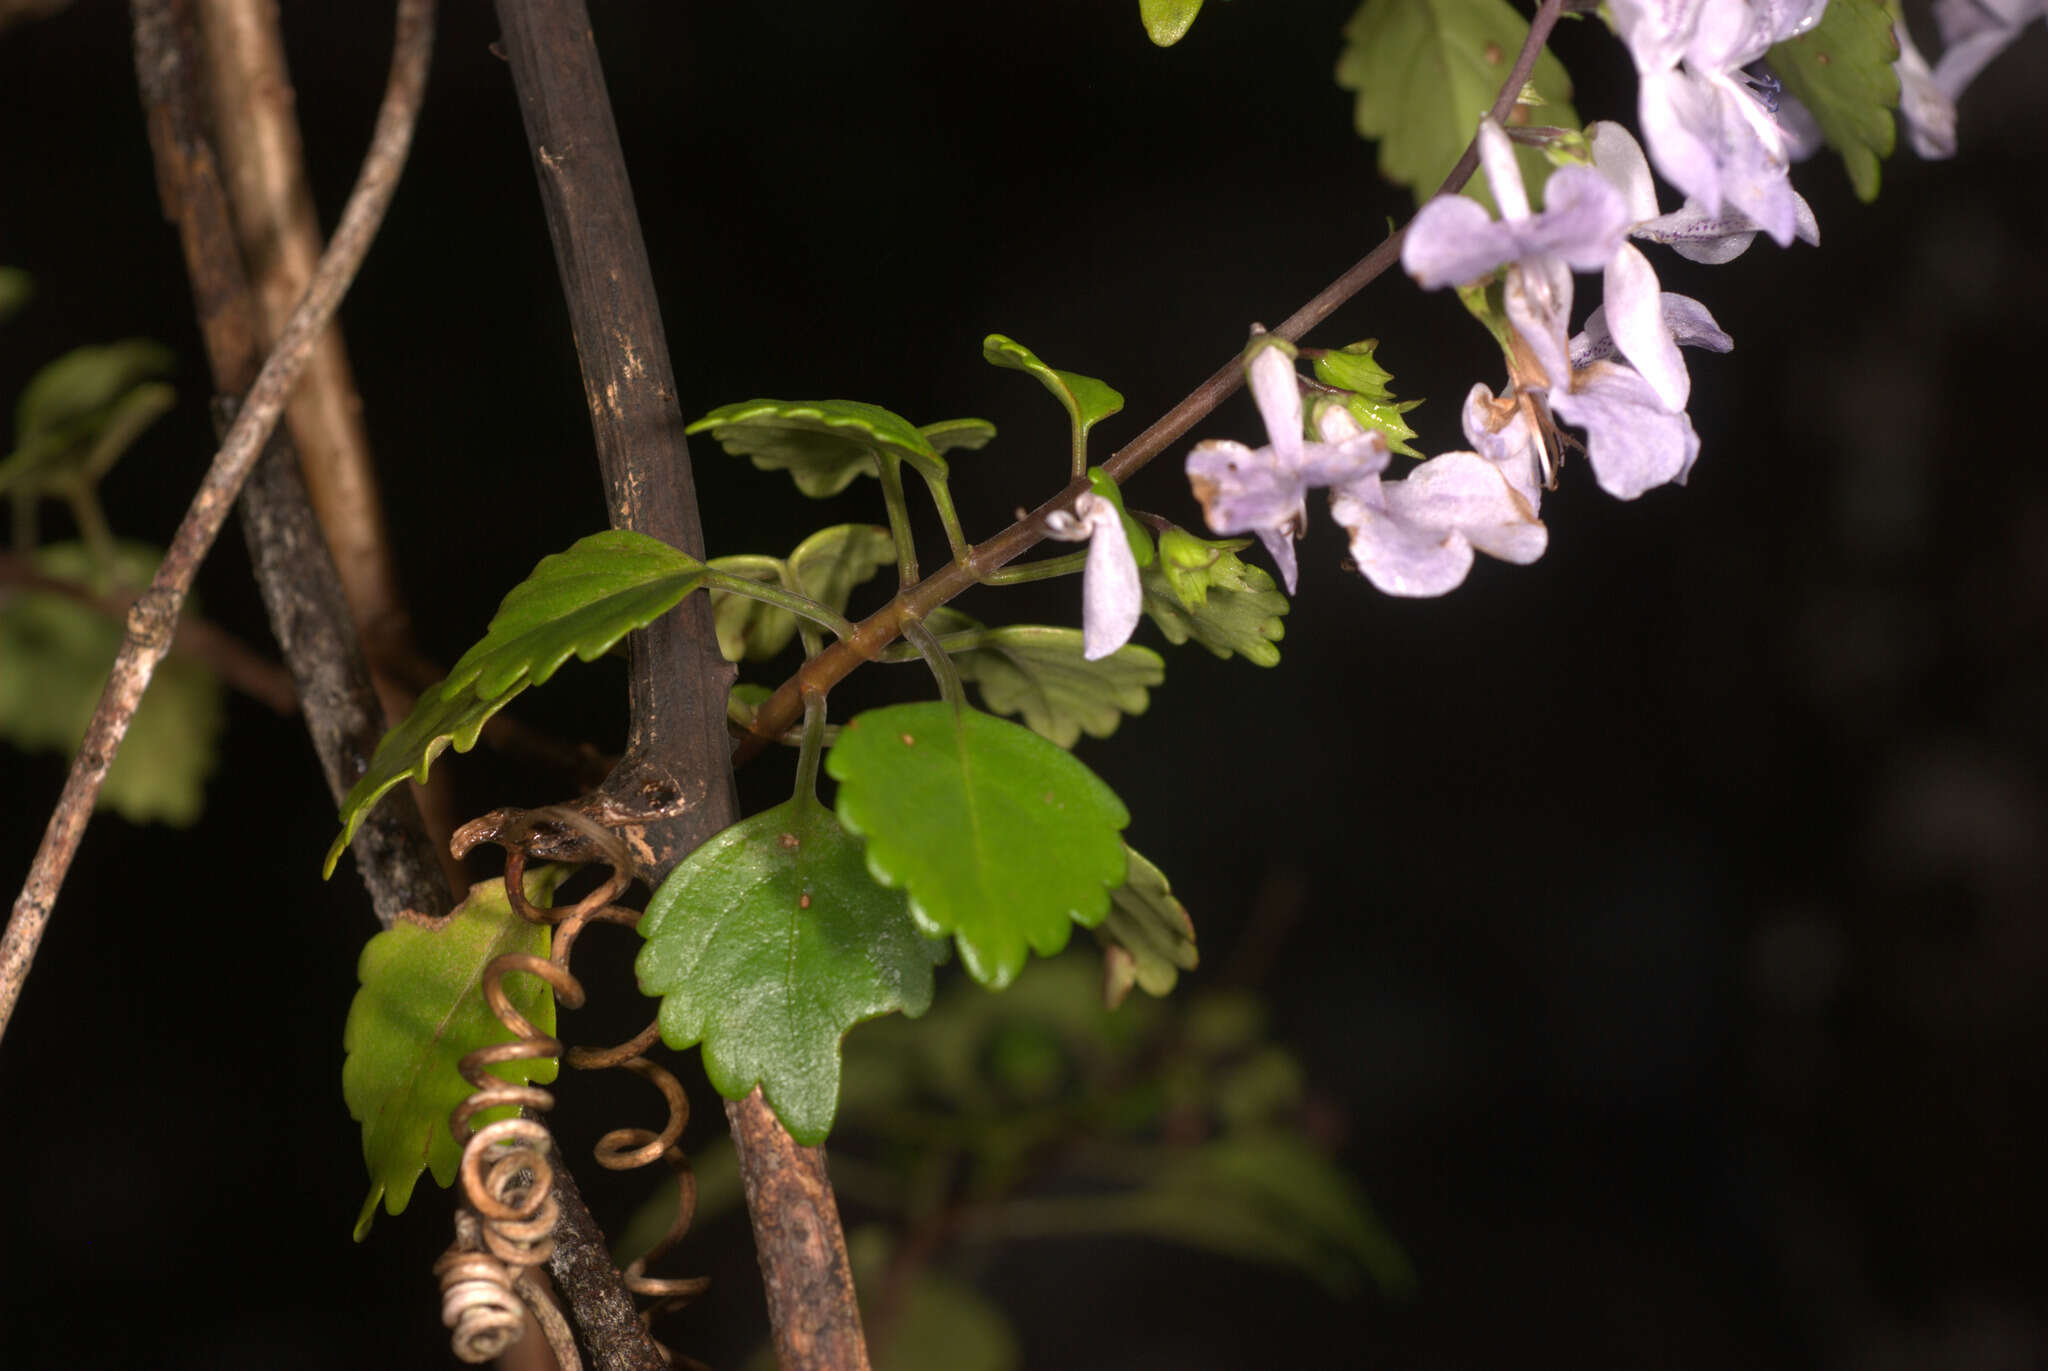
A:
[437,804,710,1369]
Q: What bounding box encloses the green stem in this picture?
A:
[65,487,118,592]
[872,627,1000,663]
[791,690,828,807]
[777,562,826,661]
[914,466,972,566]
[701,568,859,644]
[876,455,920,587]
[978,549,1087,586]
[899,614,964,709]
[1070,425,1087,482]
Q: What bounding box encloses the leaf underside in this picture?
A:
[687,397,946,496]
[1139,541,1288,666]
[1097,843,1199,1008]
[341,867,566,1240]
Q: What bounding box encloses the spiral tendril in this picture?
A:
[437,802,709,1367]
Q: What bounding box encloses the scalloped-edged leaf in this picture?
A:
[950,625,1163,749]
[0,541,222,825]
[326,530,707,875]
[1097,844,1198,1009]
[826,702,1130,989]
[920,417,998,456]
[2,341,175,496]
[707,553,787,663]
[687,398,945,497]
[1140,533,1288,666]
[342,866,567,1240]
[983,335,1125,451]
[1336,0,1579,209]
[793,522,897,624]
[709,525,897,662]
[1768,0,1898,202]
[1141,0,1207,46]
[0,268,29,324]
[636,798,941,1145]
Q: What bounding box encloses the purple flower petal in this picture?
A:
[1331,452,1546,598]
[1245,341,1304,462]
[1589,121,1662,223]
[1572,292,1734,371]
[1548,361,1702,499]
[1462,383,1548,511]
[1504,256,1575,389]
[1044,493,1142,659]
[1603,242,1689,410]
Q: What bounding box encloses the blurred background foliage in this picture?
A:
[1,1,2044,1367]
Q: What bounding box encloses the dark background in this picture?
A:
[3,1,2045,1367]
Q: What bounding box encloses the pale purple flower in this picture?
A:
[1042,493,1141,660]
[1933,0,2046,100]
[1323,394,1547,597]
[1402,118,1715,501]
[1401,121,1630,291]
[1607,0,1826,246]
[1893,20,1958,159]
[1503,253,1707,499]
[1184,339,1389,593]
[1587,119,1818,265]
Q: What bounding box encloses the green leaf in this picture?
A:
[1312,340,1424,457]
[920,417,998,456]
[636,798,942,1145]
[1144,1134,1414,1297]
[1084,466,1155,568]
[687,398,946,497]
[1312,339,1397,400]
[0,268,29,324]
[982,335,1125,453]
[341,866,567,1240]
[709,525,896,662]
[1140,534,1288,666]
[1097,844,1198,1009]
[791,522,897,624]
[2,341,175,496]
[826,702,1131,989]
[326,530,707,875]
[726,681,775,732]
[706,554,788,663]
[1336,0,1580,208]
[1768,0,1898,202]
[0,541,222,825]
[947,623,1164,749]
[1140,0,1206,46]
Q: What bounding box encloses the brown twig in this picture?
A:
[0,547,298,714]
[0,0,434,1041]
[492,3,872,1367]
[127,0,451,925]
[190,0,469,894]
[193,0,412,665]
[733,0,1572,763]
